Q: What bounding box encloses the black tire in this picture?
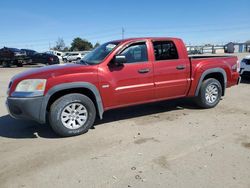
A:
[16,63,23,67]
[49,93,96,137]
[195,78,222,108]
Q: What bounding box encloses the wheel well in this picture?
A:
[203,72,225,96]
[46,88,98,113]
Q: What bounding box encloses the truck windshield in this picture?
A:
[80,42,120,65]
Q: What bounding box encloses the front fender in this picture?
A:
[39,82,104,124]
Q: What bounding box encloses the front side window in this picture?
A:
[120,42,148,63]
[153,41,178,61]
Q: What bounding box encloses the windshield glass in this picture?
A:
[80,41,120,65]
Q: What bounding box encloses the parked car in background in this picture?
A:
[31,53,60,65]
[240,55,250,77]
[21,49,37,57]
[0,47,28,67]
[46,50,64,63]
[6,37,240,137]
[21,49,37,64]
[63,52,82,62]
[63,51,90,62]
[188,49,202,55]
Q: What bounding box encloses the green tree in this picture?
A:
[70,37,93,51]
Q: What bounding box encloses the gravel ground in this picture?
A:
[0,53,250,188]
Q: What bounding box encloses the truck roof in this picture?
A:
[112,37,182,43]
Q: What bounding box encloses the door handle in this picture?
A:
[176,65,186,70]
[138,68,150,74]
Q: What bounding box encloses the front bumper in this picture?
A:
[6,96,45,124]
[240,69,250,76]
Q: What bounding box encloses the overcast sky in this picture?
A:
[0,0,249,51]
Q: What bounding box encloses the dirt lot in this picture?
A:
[0,53,250,188]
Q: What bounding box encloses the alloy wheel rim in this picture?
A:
[61,103,88,129]
[205,84,219,104]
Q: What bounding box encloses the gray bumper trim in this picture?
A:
[6,96,45,124]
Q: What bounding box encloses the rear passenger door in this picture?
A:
[152,40,189,99]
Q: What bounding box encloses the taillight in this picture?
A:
[236,60,240,72]
[232,60,240,72]
[49,57,53,62]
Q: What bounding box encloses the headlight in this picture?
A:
[15,79,46,93]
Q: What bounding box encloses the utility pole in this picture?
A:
[122,27,125,39]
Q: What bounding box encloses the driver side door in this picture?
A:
[107,41,154,108]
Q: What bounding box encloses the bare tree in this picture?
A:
[53,38,65,51]
[94,42,100,48]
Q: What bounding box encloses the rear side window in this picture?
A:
[153,41,178,61]
[120,42,148,63]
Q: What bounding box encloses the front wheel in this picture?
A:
[49,94,96,137]
[195,78,222,108]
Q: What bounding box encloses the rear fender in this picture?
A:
[195,68,227,96]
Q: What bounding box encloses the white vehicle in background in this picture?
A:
[240,55,250,77]
[64,52,82,62]
[46,50,64,63]
[62,51,90,63]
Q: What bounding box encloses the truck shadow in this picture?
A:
[94,99,197,126]
[0,115,58,139]
[0,99,199,139]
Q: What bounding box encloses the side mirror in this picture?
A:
[114,55,126,65]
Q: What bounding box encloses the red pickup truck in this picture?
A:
[6,37,240,136]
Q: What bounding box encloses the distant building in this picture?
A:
[224,42,235,53]
[224,42,250,53]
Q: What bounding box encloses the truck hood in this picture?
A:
[12,64,96,81]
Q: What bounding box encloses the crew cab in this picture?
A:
[6,37,240,137]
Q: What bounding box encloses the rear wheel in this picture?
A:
[49,94,96,137]
[195,78,222,108]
